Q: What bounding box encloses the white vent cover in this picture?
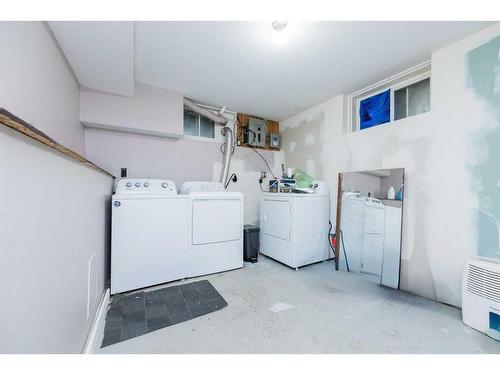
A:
[462,257,500,341]
[466,263,500,303]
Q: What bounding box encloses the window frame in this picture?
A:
[182,104,236,143]
[349,61,431,132]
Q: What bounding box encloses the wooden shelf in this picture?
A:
[236,113,280,152]
[0,108,115,178]
[238,143,280,152]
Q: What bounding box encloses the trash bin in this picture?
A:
[243,225,260,263]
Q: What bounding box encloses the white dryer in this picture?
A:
[259,181,330,269]
[111,179,189,294]
[180,181,243,277]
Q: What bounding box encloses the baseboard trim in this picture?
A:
[83,287,110,354]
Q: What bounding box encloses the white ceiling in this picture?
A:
[50,21,492,120]
[49,21,134,97]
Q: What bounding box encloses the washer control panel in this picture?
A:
[180,181,225,194]
[115,179,177,195]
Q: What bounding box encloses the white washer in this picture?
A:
[180,181,243,277]
[111,179,189,294]
[259,181,330,269]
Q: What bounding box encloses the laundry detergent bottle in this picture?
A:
[395,184,404,200]
[387,186,395,200]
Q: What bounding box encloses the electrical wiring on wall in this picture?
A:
[248,147,277,179]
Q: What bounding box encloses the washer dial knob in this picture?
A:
[162,182,168,188]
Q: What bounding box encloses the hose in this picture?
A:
[220,126,233,187]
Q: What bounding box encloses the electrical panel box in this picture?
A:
[247,117,267,147]
[269,133,280,148]
[236,113,280,150]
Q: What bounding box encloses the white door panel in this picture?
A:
[261,199,291,241]
[192,199,242,244]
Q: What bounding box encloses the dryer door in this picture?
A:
[192,198,242,244]
[261,198,291,241]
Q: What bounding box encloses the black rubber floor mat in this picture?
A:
[101,280,227,347]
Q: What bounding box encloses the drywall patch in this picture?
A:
[281,110,325,179]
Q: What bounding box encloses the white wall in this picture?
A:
[81,83,183,138]
[0,22,84,154]
[279,23,500,307]
[84,127,281,224]
[0,22,114,353]
[0,128,114,353]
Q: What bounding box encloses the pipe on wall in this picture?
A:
[183,97,234,187]
[220,126,233,186]
[183,98,228,125]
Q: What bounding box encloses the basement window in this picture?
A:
[394,78,430,120]
[183,109,215,139]
[359,89,391,130]
[349,63,431,132]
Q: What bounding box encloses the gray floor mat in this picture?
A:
[102,280,227,347]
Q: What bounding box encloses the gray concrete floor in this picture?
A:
[94,256,500,354]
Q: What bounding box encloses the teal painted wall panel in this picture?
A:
[469,35,500,259]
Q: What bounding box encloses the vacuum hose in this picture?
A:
[221,126,233,187]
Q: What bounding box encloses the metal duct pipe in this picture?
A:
[183,98,228,125]
[183,98,232,186]
[220,126,233,187]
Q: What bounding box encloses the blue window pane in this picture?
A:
[490,311,500,332]
[359,89,391,130]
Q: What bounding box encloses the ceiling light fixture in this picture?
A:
[271,21,288,32]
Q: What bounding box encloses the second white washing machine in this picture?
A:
[180,181,244,277]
